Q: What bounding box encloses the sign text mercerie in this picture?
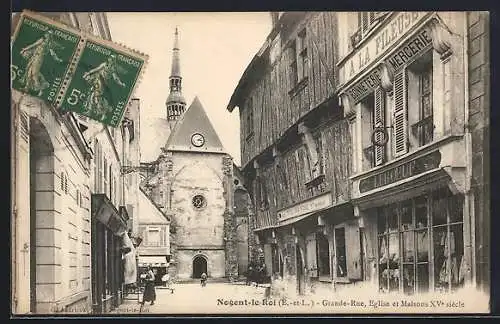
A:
[339,11,428,86]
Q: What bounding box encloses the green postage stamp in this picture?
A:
[11,10,148,127]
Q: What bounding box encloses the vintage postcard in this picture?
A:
[10,11,490,316]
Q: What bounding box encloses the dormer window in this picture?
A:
[358,12,386,37]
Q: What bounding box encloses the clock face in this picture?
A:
[191,133,205,147]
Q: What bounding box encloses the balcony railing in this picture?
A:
[411,116,434,147]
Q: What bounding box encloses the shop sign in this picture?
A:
[277,192,332,222]
[386,27,433,72]
[359,150,441,193]
[339,11,428,86]
[346,67,382,103]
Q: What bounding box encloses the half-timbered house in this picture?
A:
[227,12,358,295]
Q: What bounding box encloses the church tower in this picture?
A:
[166,27,186,130]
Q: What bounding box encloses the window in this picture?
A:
[288,29,308,90]
[258,177,270,210]
[409,52,434,147]
[288,41,298,87]
[192,194,207,209]
[245,98,254,139]
[377,190,464,295]
[317,232,330,277]
[297,29,308,81]
[335,227,347,277]
[147,228,161,247]
[359,12,385,36]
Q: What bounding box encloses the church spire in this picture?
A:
[166,26,186,129]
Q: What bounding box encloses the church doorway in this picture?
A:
[192,255,208,279]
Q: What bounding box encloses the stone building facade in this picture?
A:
[139,29,251,282]
[11,12,142,314]
[466,11,490,294]
[337,11,489,296]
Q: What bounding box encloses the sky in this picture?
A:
[106,12,272,165]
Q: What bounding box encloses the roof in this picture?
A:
[140,117,171,163]
[165,96,226,153]
[226,12,308,112]
[138,188,170,225]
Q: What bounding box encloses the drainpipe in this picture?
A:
[462,12,475,288]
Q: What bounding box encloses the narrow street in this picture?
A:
[112,282,269,314]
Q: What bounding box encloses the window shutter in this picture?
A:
[361,13,369,33]
[345,223,362,280]
[393,70,408,156]
[374,87,386,166]
[306,233,318,277]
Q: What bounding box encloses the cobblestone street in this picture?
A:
[112,282,268,314]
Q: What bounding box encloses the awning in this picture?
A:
[278,205,333,227]
[91,194,127,236]
[138,256,168,267]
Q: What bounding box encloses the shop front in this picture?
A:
[91,194,134,313]
[336,11,472,296]
[260,191,357,295]
[138,255,170,286]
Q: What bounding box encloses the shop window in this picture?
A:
[316,232,330,278]
[377,190,465,295]
[432,189,464,293]
[245,98,254,140]
[335,227,347,277]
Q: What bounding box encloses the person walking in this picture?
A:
[141,266,156,306]
[200,272,207,287]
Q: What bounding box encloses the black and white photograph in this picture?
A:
[10,10,490,315]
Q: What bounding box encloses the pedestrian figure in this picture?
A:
[162,272,175,294]
[141,266,156,306]
[246,266,254,286]
[200,272,207,287]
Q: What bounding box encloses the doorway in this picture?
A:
[192,255,208,279]
[29,118,55,313]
